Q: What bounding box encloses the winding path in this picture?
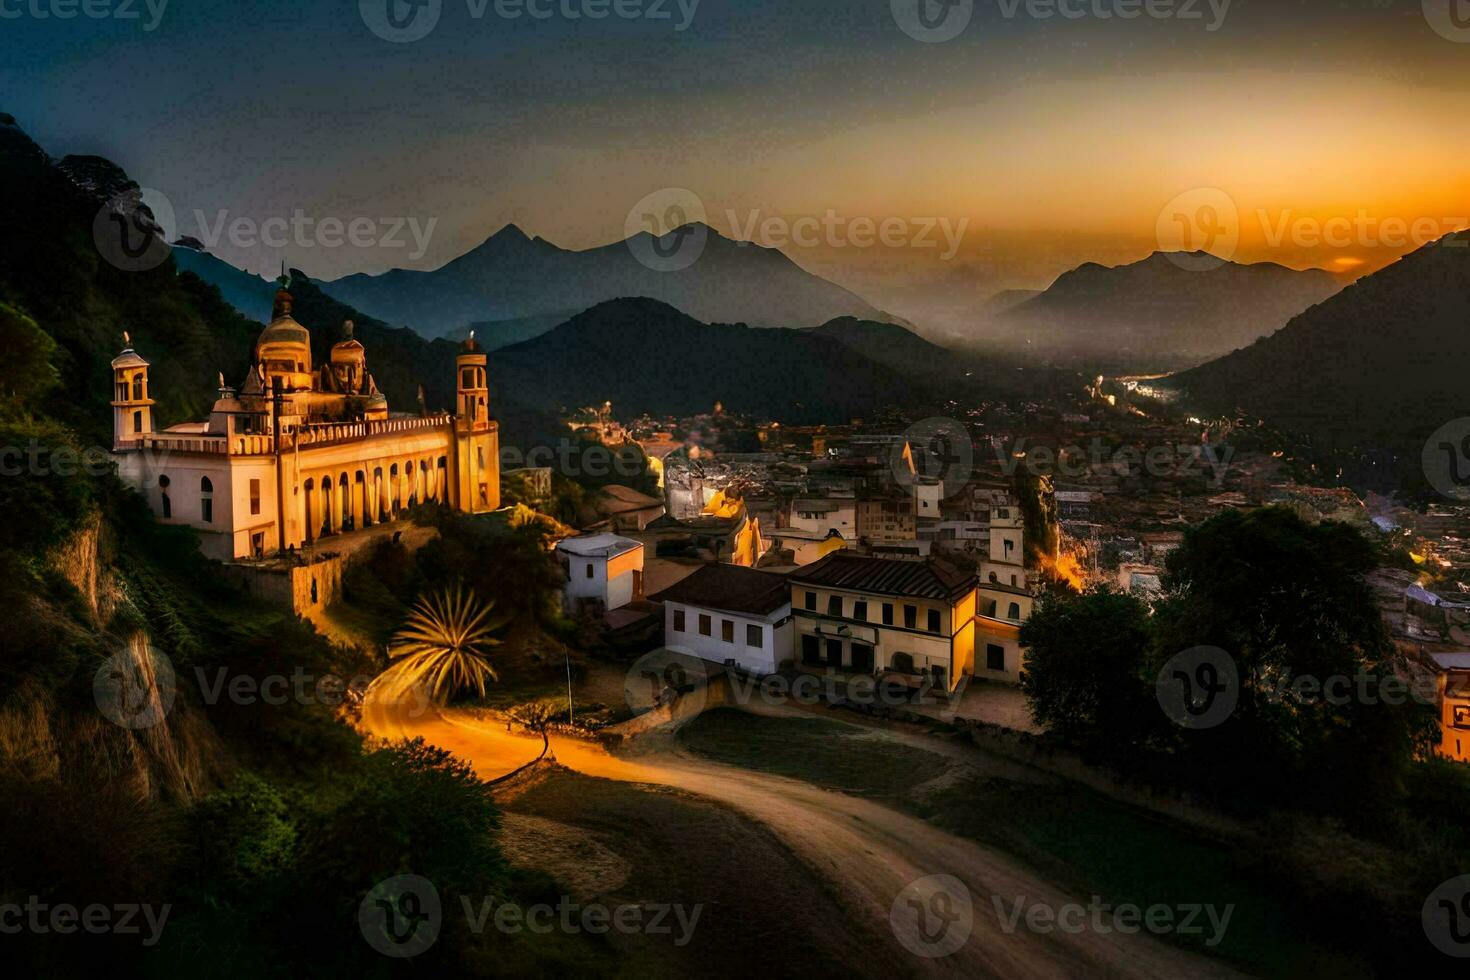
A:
[363,692,1242,979]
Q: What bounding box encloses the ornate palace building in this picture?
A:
[111,277,499,561]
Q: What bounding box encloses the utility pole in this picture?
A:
[564,651,575,726]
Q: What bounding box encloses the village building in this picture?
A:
[556,532,645,615]
[787,553,979,692]
[1431,652,1470,763]
[790,492,856,539]
[587,484,666,531]
[856,487,916,546]
[979,504,1026,588]
[110,277,499,562]
[650,564,794,675]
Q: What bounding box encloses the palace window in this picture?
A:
[249,479,261,516]
[804,591,816,611]
[927,609,941,633]
[882,603,894,625]
[826,595,842,617]
[903,604,917,629]
[200,476,214,524]
[1007,602,1022,621]
[853,601,867,621]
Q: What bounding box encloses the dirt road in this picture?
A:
[363,692,1242,980]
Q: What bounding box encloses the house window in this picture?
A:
[158,475,170,518]
[827,595,842,617]
[699,614,712,637]
[673,609,686,633]
[987,644,1005,671]
[882,603,894,625]
[131,376,143,400]
[249,478,261,516]
[200,476,214,524]
[1007,602,1022,621]
[825,639,843,665]
[1004,539,1015,557]
[853,600,868,622]
[891,652,916,674]
[583,563,593,578]
[721,620,734,643]
[903,604,917,629]
[927,609,941,633]
[746,624,763,647]
[804,591,816,611]
[132,409,143,433]
[983,598,998,617]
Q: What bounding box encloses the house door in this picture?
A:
[851,644,874,673]
[801,634,821,665]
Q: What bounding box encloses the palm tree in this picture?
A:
[383,583,510,702]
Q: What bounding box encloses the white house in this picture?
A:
[650,564,793,675]
[791,493,856,538]
[556,533,644,615]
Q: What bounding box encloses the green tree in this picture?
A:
[1020,587,1156,750]
[0,303,59,405]
[1152,506,1434,813]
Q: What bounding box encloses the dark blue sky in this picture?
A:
[3,0,1464,282]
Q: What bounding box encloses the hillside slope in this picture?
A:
[1166,231,1470,457]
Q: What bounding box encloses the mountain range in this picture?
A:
[318,223,901,338]
[1165,230,1470,465]
[985,251,1343,371]
[489,298,975,425]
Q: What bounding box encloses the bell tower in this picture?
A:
[454,333,499,514]
[111,332,154,451]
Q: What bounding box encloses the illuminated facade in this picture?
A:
[111,279,499,561]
